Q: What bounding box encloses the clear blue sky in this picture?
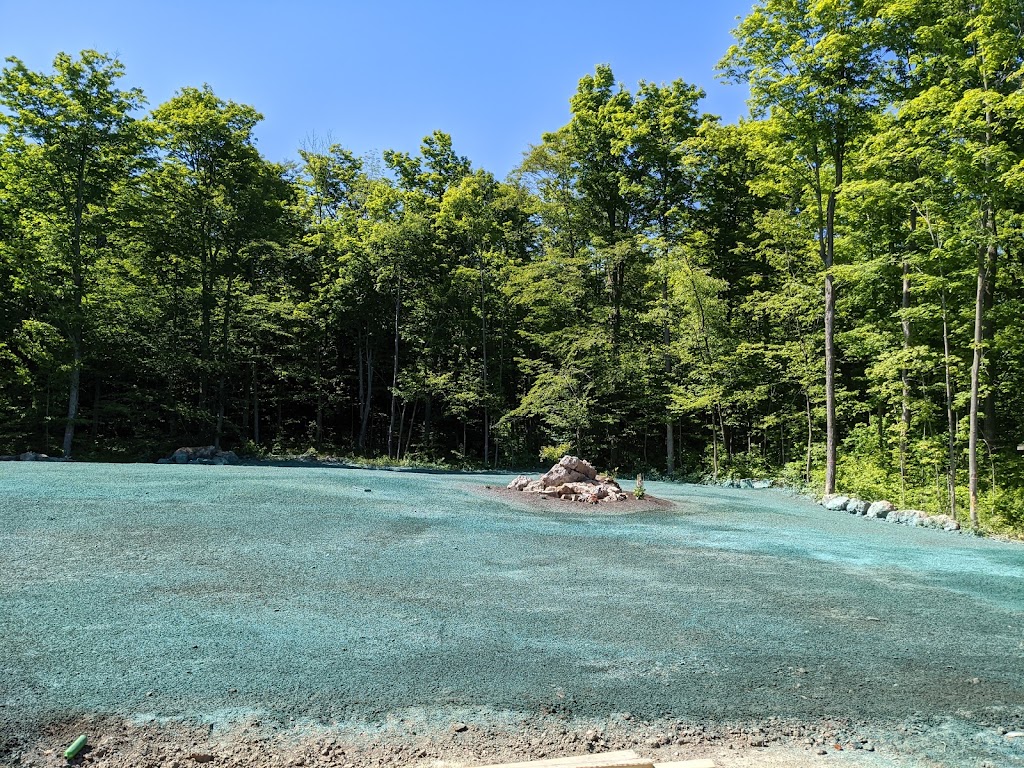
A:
[1,0,755,178]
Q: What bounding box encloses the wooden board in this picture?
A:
[470,752,715,768]
[471,750,649,768]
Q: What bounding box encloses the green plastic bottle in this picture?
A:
[64,734,87,760]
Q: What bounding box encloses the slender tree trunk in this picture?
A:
[397,401,407,460]
[805,393,814,485]
[387,284,401,460]
[403,398,419,460]
[215,381,225,450]
[480,255,489,467]
[663,277,674,474]
[357,332,374,452]
[982,231,998,448]
[357,332,366,450]
[969,220,989,528]
[424,396,433,454]
[215,274,234,450]
[810,142,842,495]
[91,377,101,443]
[62,335,81,458]
[941,289,957,521]
[44,379,51,446]
[900,248,912,501]
[62,155,88,459]
[252,363,260,445]
[823,169,841,495]
[315,339,324,446]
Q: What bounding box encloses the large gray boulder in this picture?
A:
[823,495,851,511]
[866,500,895,519]
[558,455,598,480]
[888,509,927,525]
[847,499,869,515]
[540,463,587,488]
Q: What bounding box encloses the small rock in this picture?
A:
[823,495,850,511]
[190,754,214,764]
[1006,731,1024,739]
[451,723,468,733]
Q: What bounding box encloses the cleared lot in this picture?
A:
[1,463,1022,766]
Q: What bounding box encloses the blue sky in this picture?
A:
[1,0,755,177]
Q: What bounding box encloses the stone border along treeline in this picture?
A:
[714,476,963,534]
[821,494,961,532]
[156,446,241,465]
[0,451,68,461]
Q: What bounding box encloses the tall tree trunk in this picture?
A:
[387,284,401,460]
[214,274,234,450]
[62,335,81,458]
[315,338,324,446]
[900,248,912,501]
[480,255,489,466]
[823,160,842,495]
[397,401,407,460]
[663,277,675,474]
[969,218,989,528]
[805,393,814,485]
[357,332,374,452]
[252,363,260,445]
[91,376,101,443]
[403,398,419,460]
[62,154,88,459]
[941,288,957,521]
[424,395,433,454]
[982,231,998,448]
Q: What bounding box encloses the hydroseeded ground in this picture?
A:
[1,463,1023,766]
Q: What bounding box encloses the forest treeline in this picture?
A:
[1,0,1023,532]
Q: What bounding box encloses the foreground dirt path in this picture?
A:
[7,715,946,768]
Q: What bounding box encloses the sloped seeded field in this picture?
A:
[1,462,1023,766]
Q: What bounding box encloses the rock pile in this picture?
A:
[157,446,240,466]
[822,494,961,532]
[0,451,65,462]
[507,455,629,503]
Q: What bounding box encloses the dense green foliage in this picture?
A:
[2,1,1023,532]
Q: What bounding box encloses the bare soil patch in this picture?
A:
[481,486,676,514]
[8,713,912,768]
